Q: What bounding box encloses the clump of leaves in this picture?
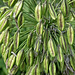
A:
[0,0,75,75]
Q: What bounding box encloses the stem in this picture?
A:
[20,29,34,34]
[11,52,17,57]
[66,22,70,26]
[15,18,19,29]
[55,0,62,10]
[65,55,74,73]
[69,0,75,4]
[19,23,25,29]
[15,40,27,53]
[22,43,27,50]
[52,0,55,5]
[69,45,75,58]
[19,40,26,49]
[20,35,27,41]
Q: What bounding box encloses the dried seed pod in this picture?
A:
[61,0,66,16]
[34,41,39,53]
[0,9,12,20]
[7,55,15,70]
[42,2,46,15]
[30,67,35,75]
[1,44,6,55]
[70,56,75,71]
[36,22,43,35]
[57,60,64,72]
[27,32,34,48]
[13,1,22,18]
[43,30,49,51]
[43,56,49,74]
[0,31,5,43]
[8,0,15,7]
[34,38,42,53]
[18,12,24,27]
[35,3,41,22]
[59,33,66,50]
[27,50,33,66]
[3,50,8,63]
[63,35,68,53]
[35,64,40,75]
[14,31,19,52]
[49,3,57,20]
[8,65,18,75]
[0,6,9,12]
[3,27,9,47]
[31,64,40,75]
[70,46,75,59]
[26,65,35,75]
[20,61,25,71]
[0,17,7,32]
[8,0,18,7]
[57,13,64,31]
[48,38,55,57]
[8,42,14,57]
[67,25,74,45]
[60,58,65,72]
[69,12,74,21]
[57,45,63,62]
[16,49,25,66]
[0,6,9,16]
[61,0,69,16]
[49,62,56,75]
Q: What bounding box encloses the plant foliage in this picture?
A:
[0,0,75,75]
